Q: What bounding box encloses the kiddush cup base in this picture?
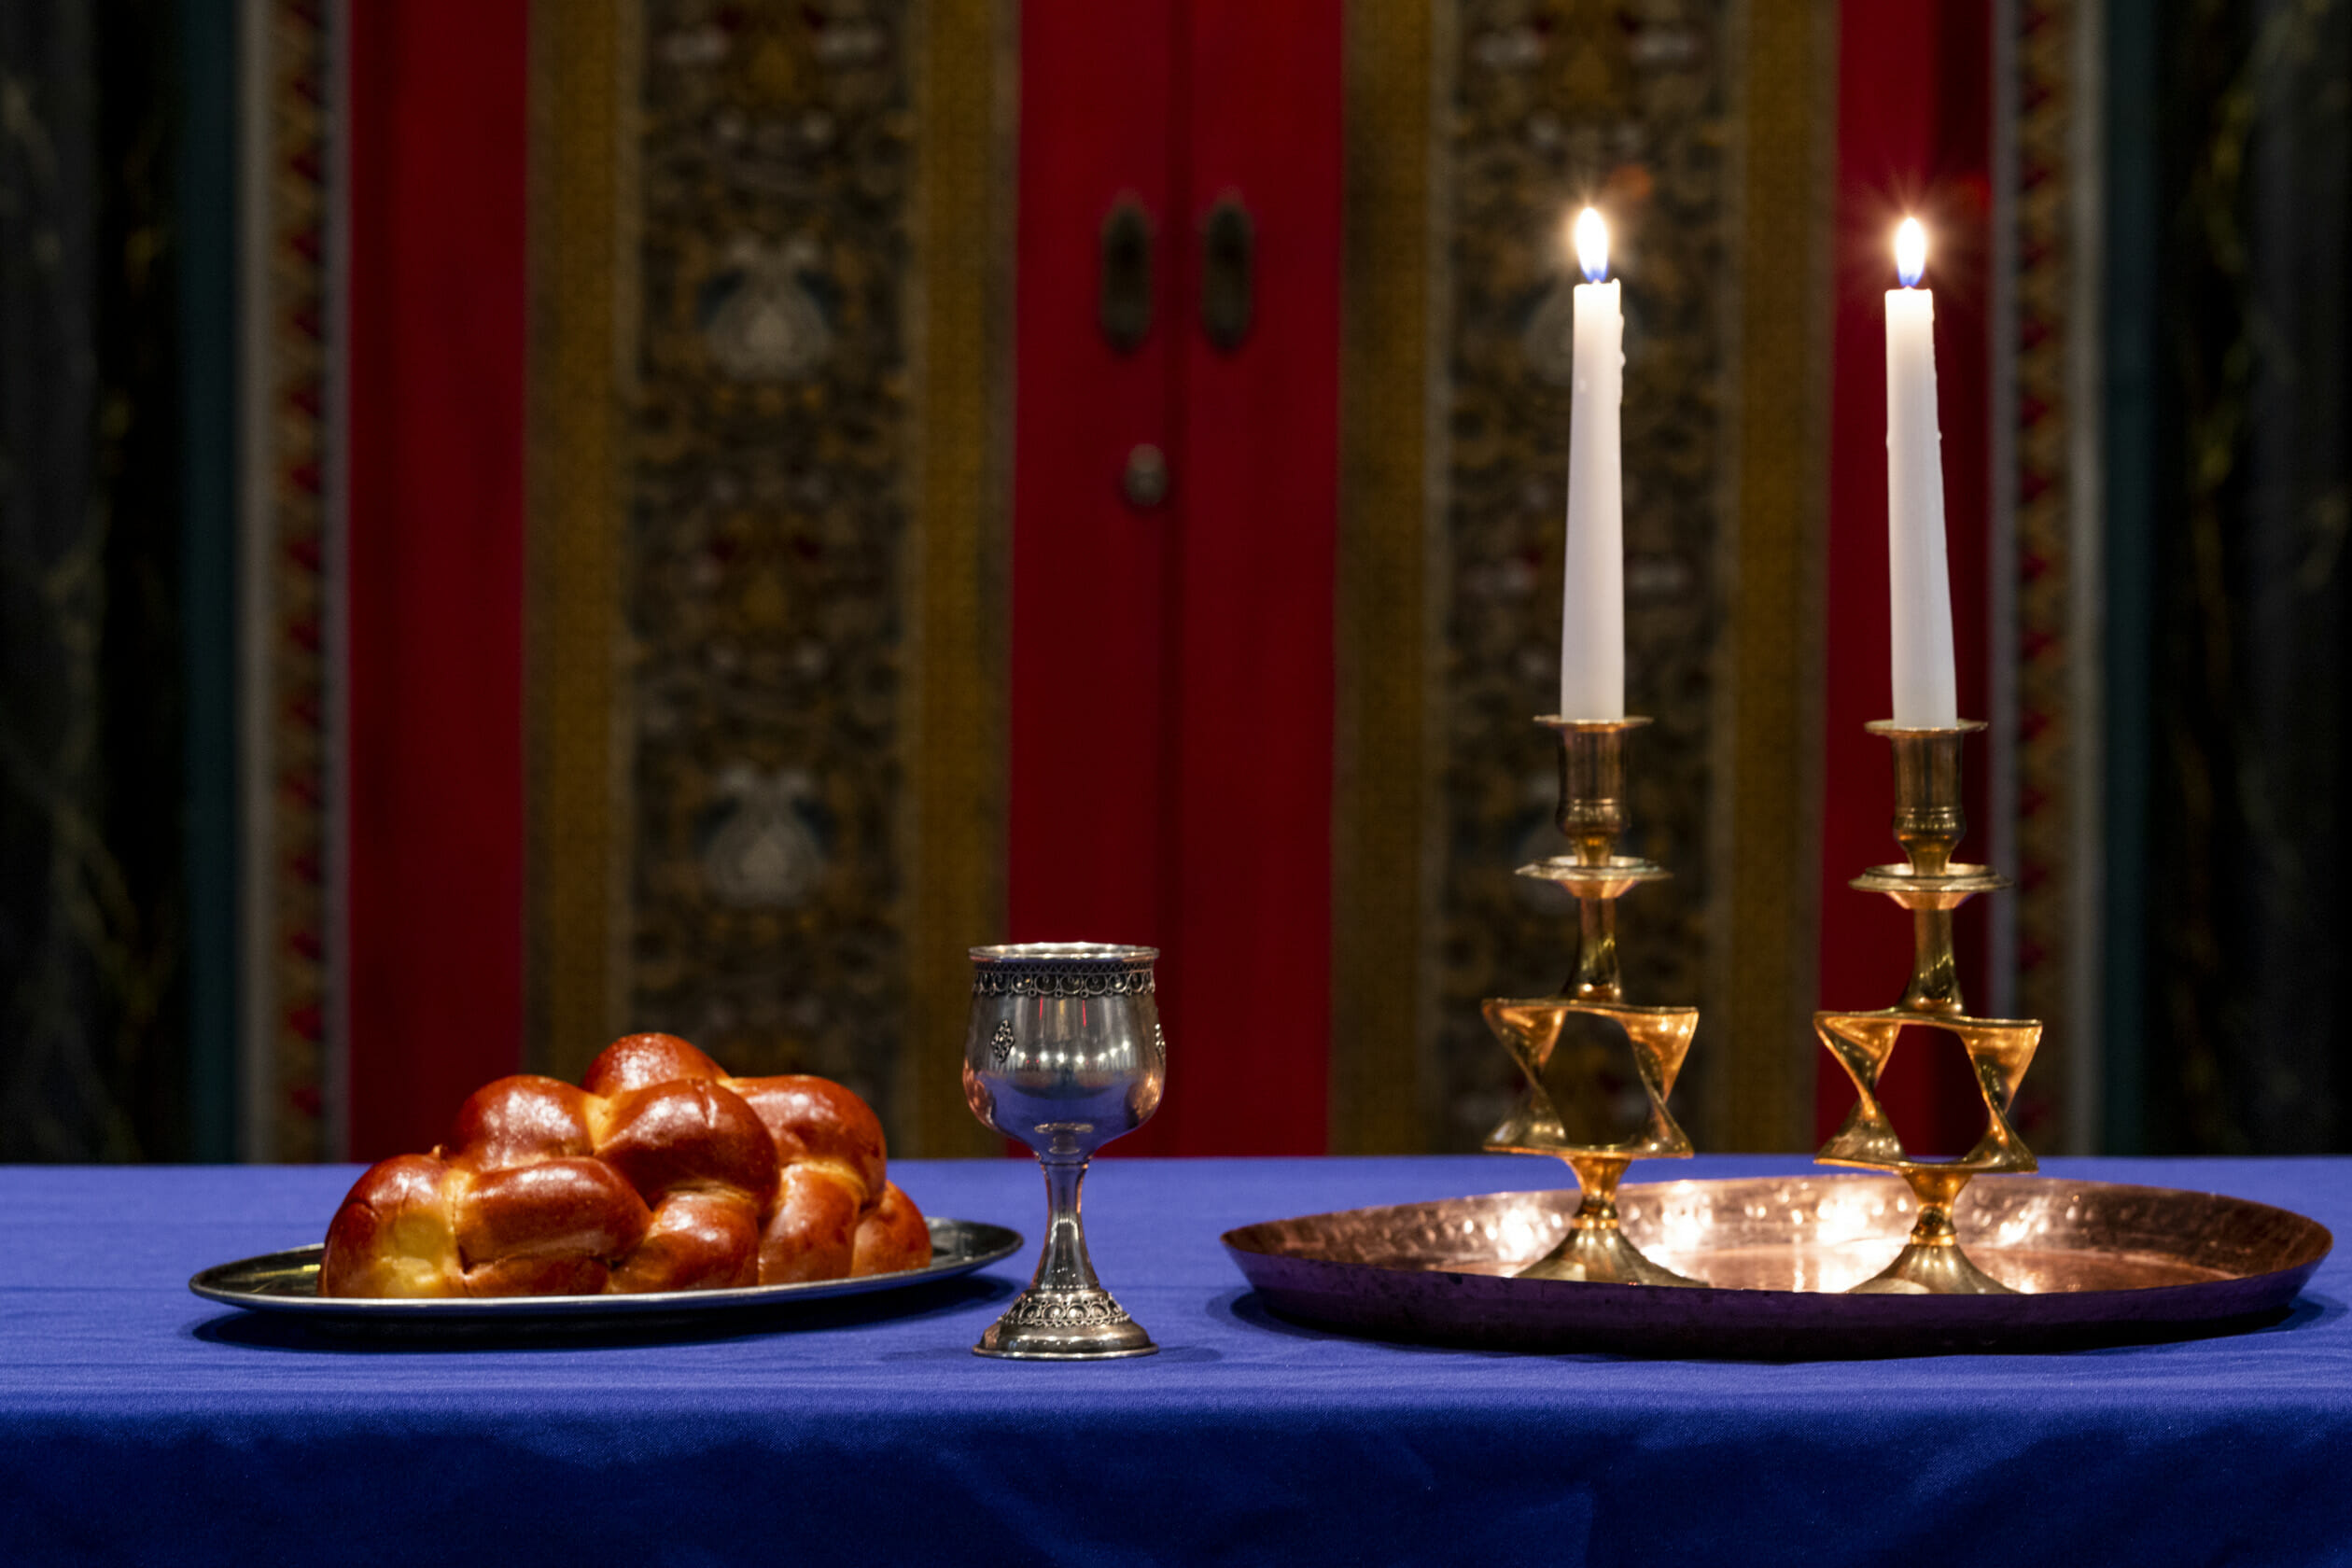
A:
[973,1286,1158,1359]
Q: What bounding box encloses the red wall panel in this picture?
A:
[345,0,530,1159]
[1819,2,1996,1150]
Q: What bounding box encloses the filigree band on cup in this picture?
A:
[993,1289,1135,1329]
[972,964,1155,999]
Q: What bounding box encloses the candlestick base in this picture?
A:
[1490,1140,1701,1288]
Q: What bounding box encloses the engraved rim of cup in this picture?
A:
[967,942,1159,966]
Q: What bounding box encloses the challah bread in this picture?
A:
[447,1073,596,1168]
[609,1190,765,1294]
[449,1157,655,1295]
[318,1154,467,1298]
[594,1079,777,1293]
[319,1034,931,1297]
[728,1074,884,1282]
[850,1179,933,1277]
[581,1030,726,1098]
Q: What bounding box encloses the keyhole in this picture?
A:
[1122,443,1169,509]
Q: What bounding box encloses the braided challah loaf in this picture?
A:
[320,1034,931,1297]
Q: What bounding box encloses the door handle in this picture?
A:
[1122,442,1169,509]
[1099,197,1154,355]
[1200,194,1253,351]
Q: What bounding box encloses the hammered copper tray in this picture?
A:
[1223,1175,2331,1357]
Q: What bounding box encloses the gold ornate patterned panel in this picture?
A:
[527,0,1009,1155]
[1701,0,1837,1152]
[1334,0,1835,1154]
[529,0,636,1096]
[1332,0,1451,1155]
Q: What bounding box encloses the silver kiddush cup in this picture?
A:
[964,943,1163,1359]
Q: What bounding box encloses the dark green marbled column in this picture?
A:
[0,0,207,1160]
[2112,0,2352,1153]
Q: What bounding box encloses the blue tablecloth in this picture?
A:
[4,1155,2349,1565]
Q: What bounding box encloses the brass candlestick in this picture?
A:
[1813,721,2042,1295]
[1482,717,1701,1287]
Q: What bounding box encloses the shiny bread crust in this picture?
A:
[592,1079,780,1208]
[320,1155,462,1298]
[851,1181,934,1278]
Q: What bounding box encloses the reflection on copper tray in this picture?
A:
[1223,1176,2331,1357]
[190,1215,1021,1332]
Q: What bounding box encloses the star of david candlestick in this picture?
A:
[1483,717,1701,1287]
[1813,721,2043,1295]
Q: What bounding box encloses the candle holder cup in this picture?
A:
[1813,721,2042,1295]
[1481,717,1702,1287]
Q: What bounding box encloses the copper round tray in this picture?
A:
[1222,1175,2331,1357]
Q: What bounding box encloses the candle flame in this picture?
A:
[1895,217,1926,288]
[1574,207,1609,283]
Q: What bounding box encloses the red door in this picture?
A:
[1007,1,1345,1155]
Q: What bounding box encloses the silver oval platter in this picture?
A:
[192,1215,1021,1334]
[1223,1175,2331,1357]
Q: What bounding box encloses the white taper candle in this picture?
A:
[1561,207,1625,721]
[1885,217,1959,728]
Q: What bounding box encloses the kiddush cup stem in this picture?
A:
[1031,1157,1105,1297]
